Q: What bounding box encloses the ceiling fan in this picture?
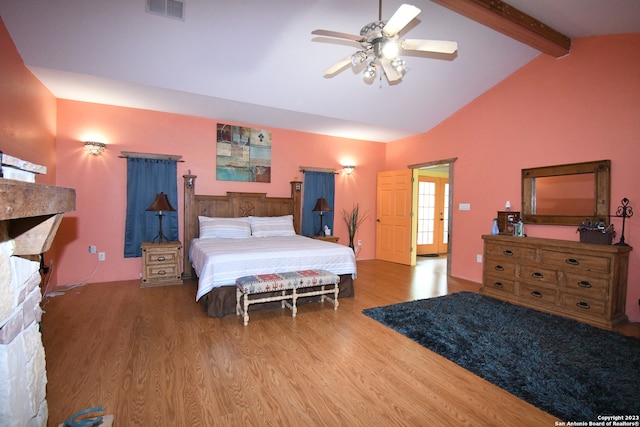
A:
[312,2,457,83]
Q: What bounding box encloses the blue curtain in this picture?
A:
[124,158,178,257]
[301,171,335,237]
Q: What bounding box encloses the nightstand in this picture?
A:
[141,241,183,287]
[312,235,340,243]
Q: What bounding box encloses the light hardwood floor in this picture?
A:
[40,257,638,426]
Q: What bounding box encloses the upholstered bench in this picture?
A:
[235,270,340,326]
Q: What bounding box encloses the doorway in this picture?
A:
[416,174,449,256]
[375,158,455,275]
[411,158,455,276]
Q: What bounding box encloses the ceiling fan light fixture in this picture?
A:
[381,40,399,59]
[364,62,377,79]
[391,58,406,73]
[351,51,367,66]
[313,3,457,84]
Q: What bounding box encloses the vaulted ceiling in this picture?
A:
[1,0,639,142]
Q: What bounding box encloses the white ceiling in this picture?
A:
[1,0,639,142]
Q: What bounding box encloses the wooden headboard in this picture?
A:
[182,174,302,279]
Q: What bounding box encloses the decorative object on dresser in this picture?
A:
[577,220,615,245]
[146,192,176,243]
[614,197,633,246]
[496,211,520,235]
[481,235,632,329]
[141,241,183,287]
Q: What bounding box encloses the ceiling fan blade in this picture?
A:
[312,29,365,43]
[323,55,353,77]
[402,39,458,54]
[381,60,402,82]
[382,4,421,37]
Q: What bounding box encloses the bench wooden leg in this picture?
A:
[236,287,242,315]
[242,293,250,326]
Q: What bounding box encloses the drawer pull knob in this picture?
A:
[157,256,166,261]
[578,280,592,288]
[576,301,591,310]
[531,272,544,279]
[493,282,503,289]
[565,258,579,266]
[503,250,514,256]
[531,290,542,298]
[494,265,504,271]
[157,270,166,275]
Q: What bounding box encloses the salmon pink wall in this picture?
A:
[0,17,56,184]
[53,100,383,287]
[385,34,640,321]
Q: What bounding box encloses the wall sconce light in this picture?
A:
[343,165,355,175]
[84,141,106,156]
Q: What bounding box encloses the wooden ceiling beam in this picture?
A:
[431,0,571,57]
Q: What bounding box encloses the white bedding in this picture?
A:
[190,235,357,300]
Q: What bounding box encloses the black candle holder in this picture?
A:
[614,197,633,246]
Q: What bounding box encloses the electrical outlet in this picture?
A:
[98,252,105,261]
[476,254,482,263]
[88,245,96,253]
[357,240,362,246]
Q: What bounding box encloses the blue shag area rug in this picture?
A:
[362,292,640,421]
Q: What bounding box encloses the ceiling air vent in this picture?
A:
[147,0,185,20]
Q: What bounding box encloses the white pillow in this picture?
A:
[198,216,251,239]
[249,215,296,237]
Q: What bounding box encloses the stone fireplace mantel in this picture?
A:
[0,179,76,255]
[0,178,75,426]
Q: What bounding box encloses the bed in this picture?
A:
[182,175,357,318]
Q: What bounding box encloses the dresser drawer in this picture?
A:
[483,260,517,278]
[518,282,558,305]
[560,293,606,317]
[483,275,515,293]
[540,250,611,274]
[144,250,179,264]
[562,272,608,298]
[519,265,558,287]
[145,264,180,280]
[485,243,536,261]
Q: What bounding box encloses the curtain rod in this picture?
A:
[299,166,338,174]
[119,151,184,161]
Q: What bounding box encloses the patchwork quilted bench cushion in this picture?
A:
[236,270,340,325]
[236,270,340,293]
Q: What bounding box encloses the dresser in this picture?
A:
[481,235,632,329]
[141,241,183,287]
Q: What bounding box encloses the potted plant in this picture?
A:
[342,203,369,251]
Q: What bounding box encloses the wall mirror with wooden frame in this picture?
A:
[521,160,611,226]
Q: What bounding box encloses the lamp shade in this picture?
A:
[312,198,332,213]
[146,192,175,212]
